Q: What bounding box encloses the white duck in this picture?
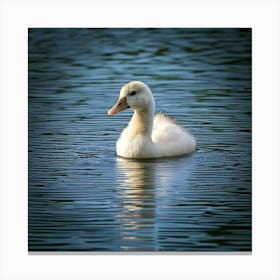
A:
[108,81,196,158]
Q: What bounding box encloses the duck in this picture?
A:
[108,81,196,159]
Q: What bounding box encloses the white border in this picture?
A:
[1,0,279,279]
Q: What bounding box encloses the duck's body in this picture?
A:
[108,81,196,159]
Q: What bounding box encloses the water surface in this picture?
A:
[28,28,251,252]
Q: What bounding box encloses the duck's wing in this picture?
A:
[152,113,196,156]
[152,113,186,142]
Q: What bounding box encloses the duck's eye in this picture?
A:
[129,91,137,96]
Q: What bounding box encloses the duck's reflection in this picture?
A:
[114,155,195,251]
[115,157,156,251]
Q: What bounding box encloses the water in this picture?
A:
[28,28,251,252]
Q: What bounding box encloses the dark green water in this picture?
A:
[28,28,251,252]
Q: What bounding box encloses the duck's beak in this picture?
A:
[108,96,129,116]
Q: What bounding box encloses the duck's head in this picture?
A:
[108,81,155,116]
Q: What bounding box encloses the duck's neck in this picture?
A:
[129,108,154,137]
